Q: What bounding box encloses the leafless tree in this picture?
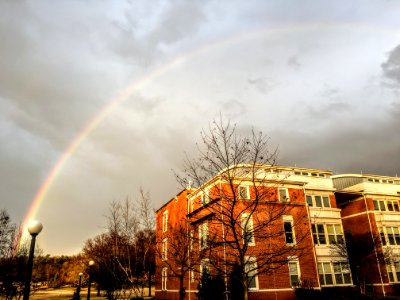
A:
[156,220,203,300]
[330,232,399,295]
[177,118,311,300]
[104,189,155,298]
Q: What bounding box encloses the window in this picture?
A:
[326,224,344,244]
[284,222,294,244]
[387,262,400,282]
[202,190,210,205]
[312,224,326,245]
[242,213,255,246]
[162,211,168,232]
[379,227,386,246]
[279,188,289,202]
[199,222,208,250]
[305,194,330,208]
[318,262,333,285]
[162,267,168,290]
[373,200,380,211]
[306,195,313,206]
[385,227,400,245]
[245,256,258,289]
[200,259,209,276]
[318,262,351,286]
[238,185,250,199]
[333,263,351,284]
[373,200,400,212]
[288,259,300,287]
[162,238,168,260]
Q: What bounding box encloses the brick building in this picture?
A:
[333,173,400,296]
[155,164,369,300]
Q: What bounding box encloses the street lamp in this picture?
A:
[87,260,95,300]
[23,220,43,300]
[77,272,83,298]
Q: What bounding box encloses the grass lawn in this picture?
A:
[29,287,155,300]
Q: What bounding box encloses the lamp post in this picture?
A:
[87,260,95,300]
[23,220,43,300]
[77,272,83,298]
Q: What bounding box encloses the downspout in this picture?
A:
[303,183,321,290]
[362,193,385,297]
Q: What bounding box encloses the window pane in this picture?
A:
[319,274,325,285]
[290,275,299,287]
[318,224,326,244]
[373,200,379,210]
[335,274,343,284]
[388,202,394,211]
[239,186,248,199]
[289,262,298,275]
[306,195,313,206]
[323,262,332,273]
[335,224,343,234]
[343,273,351,284]
[394,203,400,212]
[315,196,322,207]
[279,188,288,202]
[284,222,294,244]
[323,196,330,207]
[326,225,334,234]
[325,274,333,285]
[379,201,386,211]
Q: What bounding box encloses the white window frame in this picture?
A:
[238,185,250,200]
[312,223,327,245]
[241,213,255,246]
[162,267,168,290]
[244,256,259,290]
[288,257,301,287]
[279,188,289,202]
[306,194,330,208]
[199,222,208,250]
[162,210,168,232]
[283,215,295,245]
[162,238,168,261]
[326,224,344,244]
[318,261,351,286]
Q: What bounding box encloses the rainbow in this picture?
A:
[20,23,398,244]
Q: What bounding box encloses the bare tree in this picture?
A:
[177,119,311,300]
[102,189,155,298]
[156,220,203,300]
[330,231,399,295]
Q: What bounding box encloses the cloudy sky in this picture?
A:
[1,0,400,255]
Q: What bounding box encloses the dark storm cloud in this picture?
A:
[108,0,207,64]
[276,102,400,176]
[382,44,400,89]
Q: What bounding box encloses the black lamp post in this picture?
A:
[23,220,43,300]
[87,260,95,300]
[77,272,83,298]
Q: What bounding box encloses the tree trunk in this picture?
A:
[179,274,185,300]
[242,273,249,300]
[148,271,151,296]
